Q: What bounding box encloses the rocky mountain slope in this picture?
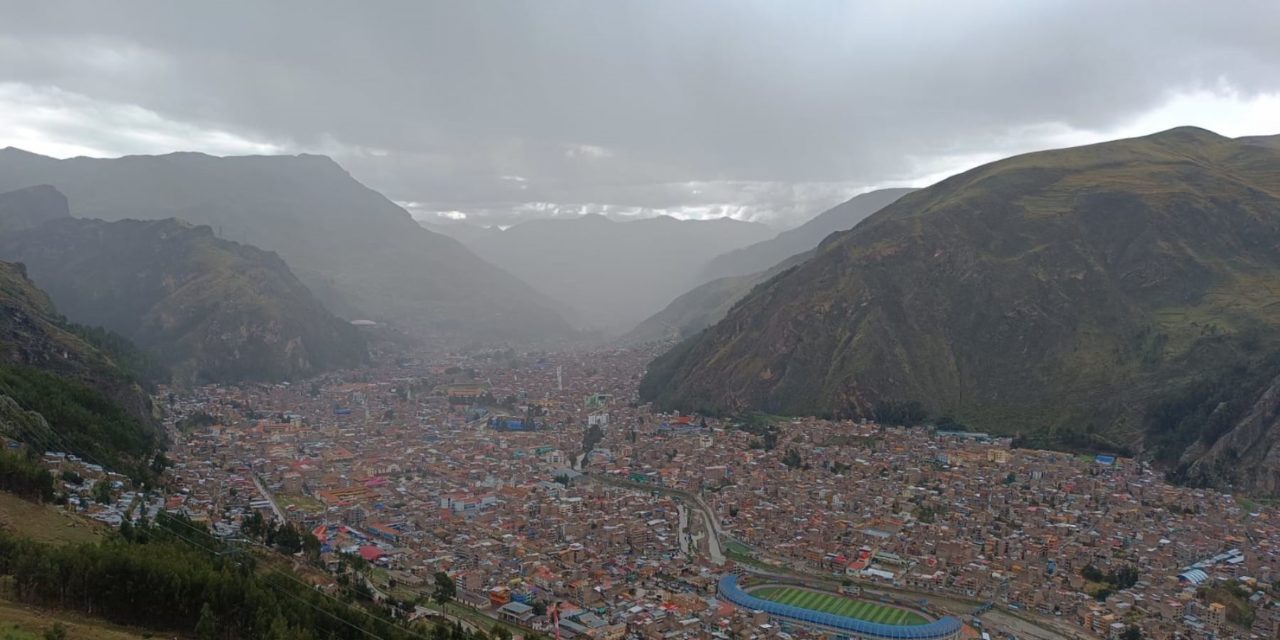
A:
[0,259,159,476]
[0,189,366,383]
[0,149,570,343]
[641,128,1280,491]
[443,214,773,332]
[698,188,915,281]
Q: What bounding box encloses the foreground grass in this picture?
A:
[0,492,104,546]
[0,598,156,639]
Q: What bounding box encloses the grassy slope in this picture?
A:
[0,494,142,638]
[0,599,155,640]
[0,491,104,546]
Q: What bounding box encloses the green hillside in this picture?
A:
[0,260,160,479]
[641,128,1280,490]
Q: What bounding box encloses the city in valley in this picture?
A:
[47,342,1280,640]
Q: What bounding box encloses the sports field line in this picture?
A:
[747,586,929,626]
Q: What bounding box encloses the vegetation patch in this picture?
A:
[0,365,158,483]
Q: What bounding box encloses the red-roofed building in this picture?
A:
[359,546,386,563]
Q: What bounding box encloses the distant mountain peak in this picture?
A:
[0,149,571,342]
[0,185,71,234]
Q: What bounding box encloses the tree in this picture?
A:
[274,522,304,554]
[582,425,604,456]
[197,602,219,640]
[241,510,266,539]
[93,479,114,504]
[761,427,779,451]
[1081,564,1105,583]
[782,447,803,469]
[432,572,455,606]
[302,530,322,562]
[1120,625,1142,640]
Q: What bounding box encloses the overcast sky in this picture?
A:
[2,1,1279,228]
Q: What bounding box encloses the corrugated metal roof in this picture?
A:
[1177,569,1208,584]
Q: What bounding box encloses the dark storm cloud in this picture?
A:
[2,0,1279,225]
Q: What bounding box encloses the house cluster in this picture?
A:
[597,416,1280,640]
[145,341,1280,640]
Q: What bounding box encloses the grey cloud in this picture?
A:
[1,1,1279,226]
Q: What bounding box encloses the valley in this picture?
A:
[2,11,1280,638]
[37,339,1268,640]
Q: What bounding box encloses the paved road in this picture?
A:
[589,474,723,564]
[693,508,725,565]
[252,473,286,524]
[677,503,690,555]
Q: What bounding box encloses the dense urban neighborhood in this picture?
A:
[32,342,1280,640]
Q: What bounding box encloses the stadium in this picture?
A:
[718,575,963,640]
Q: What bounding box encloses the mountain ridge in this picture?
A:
[640,127,1280,492]
[0,191,368,383]
[0,149,571,343]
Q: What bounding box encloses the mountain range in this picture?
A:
[0,148,570,343]
[640,127,1280,494]
[435,214,773,331]
[0,185,366,383]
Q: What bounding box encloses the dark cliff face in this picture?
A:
[0,215,367,384]
[1183,374,1280,496]
[641,128,1280,492]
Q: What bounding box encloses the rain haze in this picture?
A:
[2,1,1279,228]
[8,5,1280,640]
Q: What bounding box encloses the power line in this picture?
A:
[157,521,399,640]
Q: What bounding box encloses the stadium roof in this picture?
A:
[718,575,963,639]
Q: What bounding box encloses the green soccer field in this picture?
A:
[750,586,929,626]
